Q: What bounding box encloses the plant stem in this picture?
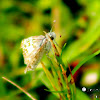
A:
[2,76,36,100]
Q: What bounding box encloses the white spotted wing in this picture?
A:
[21,35,47,73]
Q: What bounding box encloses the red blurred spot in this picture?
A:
[82,16,88,21]
[70,60,82,82]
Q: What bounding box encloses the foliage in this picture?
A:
[0,0,100,100]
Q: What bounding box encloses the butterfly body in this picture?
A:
[21,32,56,73]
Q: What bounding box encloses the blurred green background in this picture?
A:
[0,0,100,100]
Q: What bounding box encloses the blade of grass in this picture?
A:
[44,31,74,100]
[39,72,59,98]
[44,31,67,93]
[67,62,76,100]
[41,62,57,91]
[68,50,100,82]
[2,76,36,100]
[60,64,71,100]
[44,89,68,93]
[47,58,61,93]
[41,62,63,100]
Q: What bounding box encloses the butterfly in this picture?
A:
[21,31,56,73]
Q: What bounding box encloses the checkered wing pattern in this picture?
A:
[21,35,46,73]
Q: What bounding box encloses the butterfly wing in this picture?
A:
[28,38,47,70]
[21,35,45,58]
[21,35,46,73]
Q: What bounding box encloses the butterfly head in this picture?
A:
[47,32,56,40]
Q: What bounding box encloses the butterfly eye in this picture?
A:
[50,36,54,40]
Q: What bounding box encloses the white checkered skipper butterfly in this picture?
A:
[21,21,56,73]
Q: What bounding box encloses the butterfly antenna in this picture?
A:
[50,20,56,32]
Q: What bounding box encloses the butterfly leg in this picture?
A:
[24,65,33,74]
[24,66,28,74]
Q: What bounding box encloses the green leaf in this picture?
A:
[68,50,100,82]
